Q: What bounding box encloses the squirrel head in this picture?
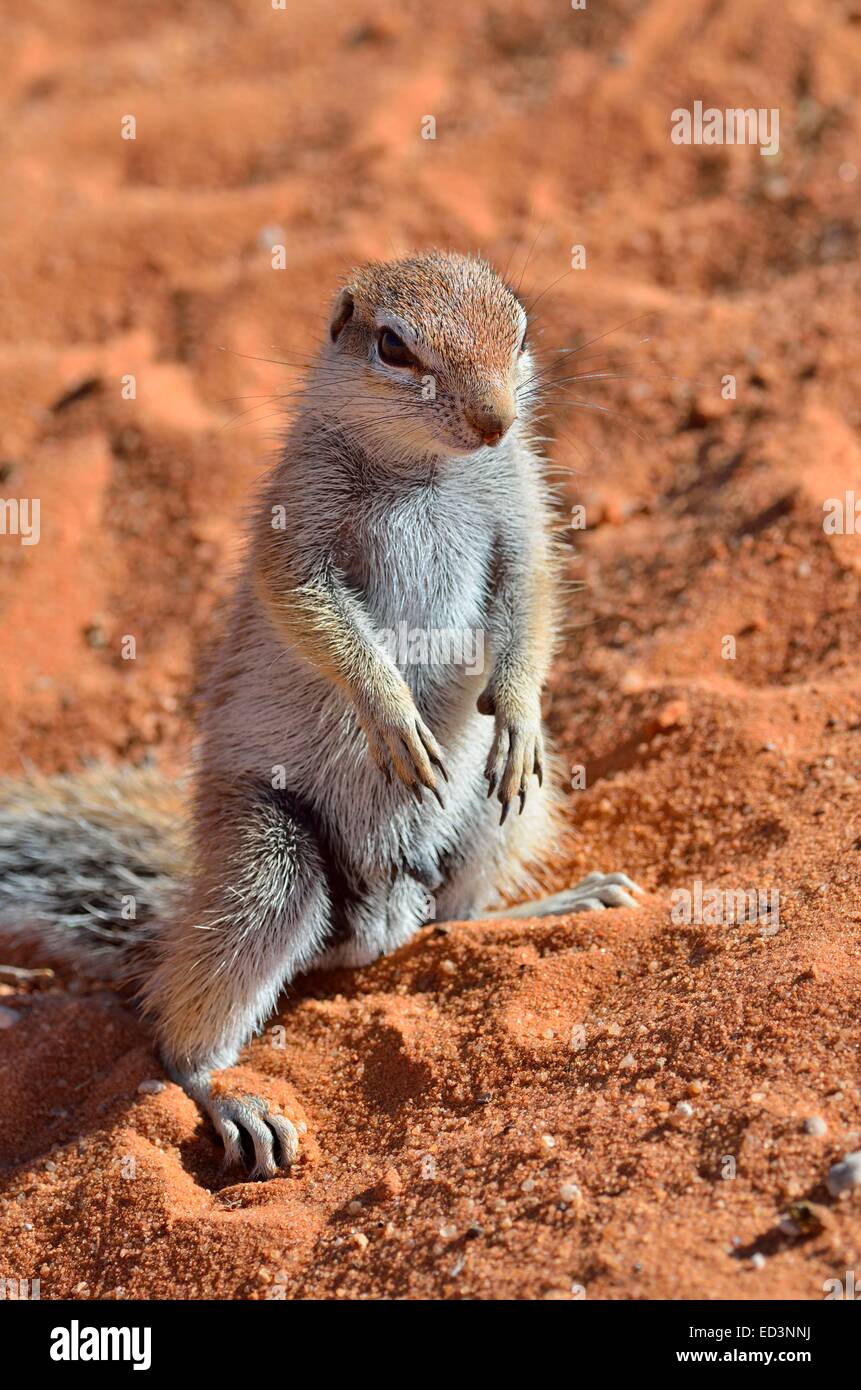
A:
[322,251,532,460]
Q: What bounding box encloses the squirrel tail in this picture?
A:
[0,765,187,980]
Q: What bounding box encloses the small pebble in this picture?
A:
[826,1151,861,1197]
[804,1115,827,1137]
[257,224,286,250]
[559,1182,581,1203]
[368,1167,402,1204]
[137,1079,165,1096]
[751,1252,766,1270]
[676,1101,694,1118]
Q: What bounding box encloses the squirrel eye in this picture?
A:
[378,328,417,369]
[519,323,528,353]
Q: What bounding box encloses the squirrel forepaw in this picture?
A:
[484,703,544,824]
[359,702,448,805]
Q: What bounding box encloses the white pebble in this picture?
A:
[559,1182,581,1203]
[676,1101,694,1117]
[827,1151,861,1197]
[137,1079,165,1095]
[751,1252,766,1270]
[257,224,286,250]
[804,1115,827,1137]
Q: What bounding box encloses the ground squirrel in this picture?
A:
[0,251,641,1177]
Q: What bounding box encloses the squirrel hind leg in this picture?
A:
[142,782,333,1176]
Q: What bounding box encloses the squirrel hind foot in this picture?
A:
[180,1071,300,1178]
[213,1092,300,1179]
[485,872,644,921]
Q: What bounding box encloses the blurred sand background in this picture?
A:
[0,0,860,1299]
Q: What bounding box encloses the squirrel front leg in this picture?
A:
[254,547,447,801]
[478,528,555,823]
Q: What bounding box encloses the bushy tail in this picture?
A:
[0,765,187,979]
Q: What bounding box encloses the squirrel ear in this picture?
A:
[329,289,355,343]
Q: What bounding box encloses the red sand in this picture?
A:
[1,0,860,1299]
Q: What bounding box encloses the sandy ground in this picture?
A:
[1,0,860,1299]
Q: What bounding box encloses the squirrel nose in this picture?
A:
[466,402,516,447]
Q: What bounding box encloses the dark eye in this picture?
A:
[519,322,528,353]
[378,328,418,369]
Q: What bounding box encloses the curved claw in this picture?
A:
[363,715,447,805]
